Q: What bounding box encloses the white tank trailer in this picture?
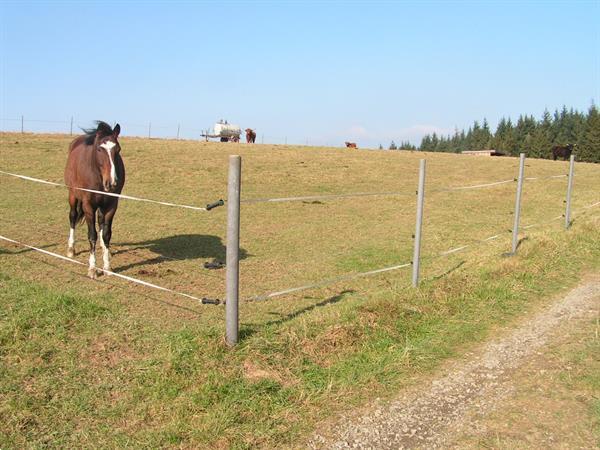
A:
[202,120,241,142]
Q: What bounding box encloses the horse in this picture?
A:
[551,143,575,161]
[345,142,357,148]
[64,121,125,279]
[245,128,256,143]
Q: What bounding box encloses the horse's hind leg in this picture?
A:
[67,193,79,258]
[83,202,98,279]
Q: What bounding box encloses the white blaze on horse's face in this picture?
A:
[99,140,117,187]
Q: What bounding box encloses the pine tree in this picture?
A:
[514,115,537,155]
[578,104,600,163]
[389,141,397,150]
[400,141,416,150]
[530,110,552,158]
[469,118,493,150]
[465,126,474,150]
[431,133,439,150]
[494,118,517,155]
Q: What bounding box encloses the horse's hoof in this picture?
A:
[97,268,110,277]
[87,268,97,279]
[67,248,75,258]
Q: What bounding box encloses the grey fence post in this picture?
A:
[21,116,24,134]
[565,154,575,229]
[412,159,426,287]
[226,155,241,346]
[511,153,526,254]
[177,124,180,140]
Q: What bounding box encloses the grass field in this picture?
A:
[1,132,599,448]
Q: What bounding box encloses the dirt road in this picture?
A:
[309,277,600,449]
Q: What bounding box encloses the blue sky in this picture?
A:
[1,1,598,147]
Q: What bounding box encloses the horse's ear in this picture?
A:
[114,123,121,138]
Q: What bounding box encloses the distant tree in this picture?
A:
[578,104,600,163]
[494,118,521,156]
[529,109,553,158]
[482,118,494,149]
[399,140,416,150]
[469,119,493,150]
[378,144,383,150]
[389,140,397,150]
[464,126,474,150]
[514,114,537,155]
[431,132,439,150]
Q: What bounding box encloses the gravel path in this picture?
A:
[308,277,600,449]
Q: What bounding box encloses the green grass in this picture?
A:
[558,316,600,446]
[0,133,599,447]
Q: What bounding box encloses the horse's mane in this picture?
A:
[81,121,114,145]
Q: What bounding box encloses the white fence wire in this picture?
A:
[0,161,595,307]
[0,170,218,211]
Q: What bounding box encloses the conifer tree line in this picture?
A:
[388,140,417,150]
[415,105,600,163]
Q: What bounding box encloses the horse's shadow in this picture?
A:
[113,234,249,272]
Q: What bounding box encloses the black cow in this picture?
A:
[551,143,575,161]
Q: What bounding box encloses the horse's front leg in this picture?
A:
[84,206,98,279]
[98,208,115,274]
[67,193,78,258]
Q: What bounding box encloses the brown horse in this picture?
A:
[64,121,125,278]
[245,128,256,143]
[551,143,575,161]
[345,142,357,148]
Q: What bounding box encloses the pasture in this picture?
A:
[1,132,599,448]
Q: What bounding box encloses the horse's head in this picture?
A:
[95,123,121,191]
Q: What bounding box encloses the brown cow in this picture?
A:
[345,141,357,148]
[245,128,256,144]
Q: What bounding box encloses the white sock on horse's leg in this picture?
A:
[67,227,75,257]
[88,251,97,279]
[99,229,111,273]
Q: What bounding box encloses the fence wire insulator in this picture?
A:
[206,199,224,210]
[201,298,222,305]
